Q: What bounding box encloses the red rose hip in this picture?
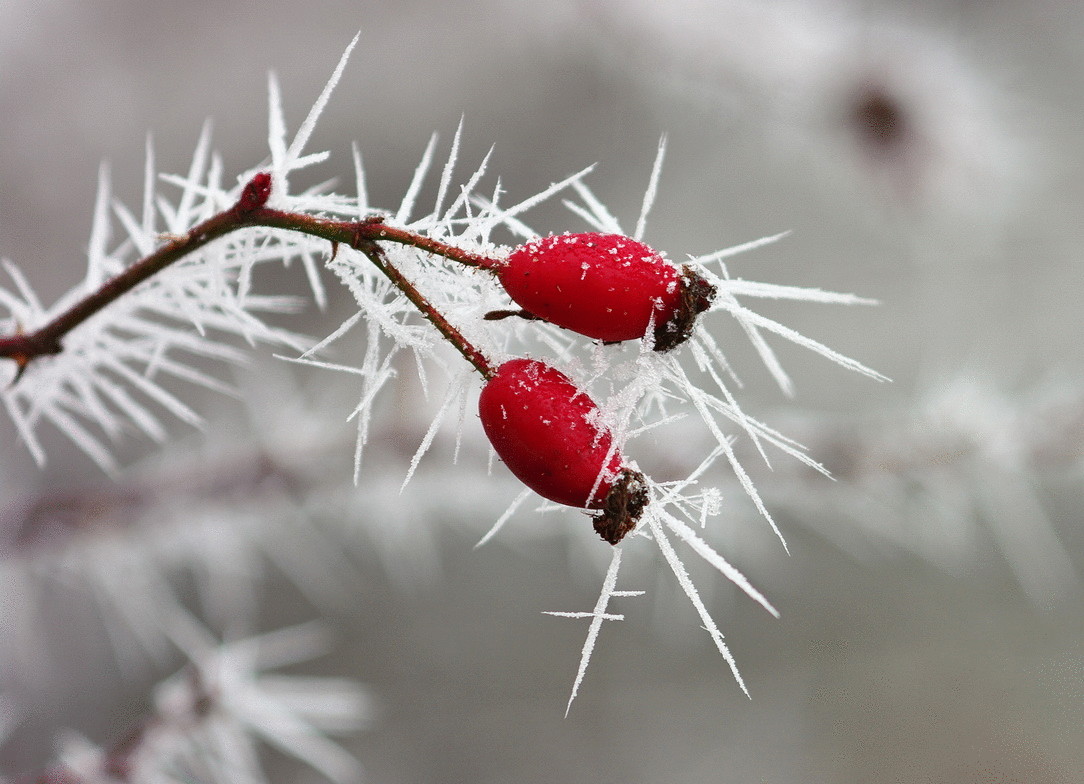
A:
[479,358,647,544]
[496,233,715,352]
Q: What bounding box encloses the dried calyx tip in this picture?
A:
[236,172,273,212]
[651,266,716,352]
[593,468,649,545]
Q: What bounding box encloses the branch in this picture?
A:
[0,172,503,380]
[353,240,496,378]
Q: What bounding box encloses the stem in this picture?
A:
[248,209,503,271]
[0,174,504,380]
[355,241,495,379]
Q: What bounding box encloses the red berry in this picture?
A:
[479,358,647,544]
[480,358,619,506]
[497,233,715,351]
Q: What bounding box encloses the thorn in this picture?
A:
[8,353,31,387]
[483,308,542,322]
[4,322,36,386]
[349,215,385,252]
[329,240,339,261]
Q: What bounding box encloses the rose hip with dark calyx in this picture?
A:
[478,358,647,544]
[497,233,715,352]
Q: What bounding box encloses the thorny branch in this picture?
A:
[0,172,503,380]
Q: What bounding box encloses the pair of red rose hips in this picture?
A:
[478,233,714,544]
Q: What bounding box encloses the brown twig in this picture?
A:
[351,238,496,379]
[0,172,504,380]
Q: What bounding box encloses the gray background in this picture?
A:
[1,1,1083,781]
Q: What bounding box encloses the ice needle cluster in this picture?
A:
[45,621,371,784]
[0,33,885,746]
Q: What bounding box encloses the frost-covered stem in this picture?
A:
[0,173,502,379]
[0,206,254,376]
[250,209,502,271]
[356,240,496,379]
[0,174,278,374]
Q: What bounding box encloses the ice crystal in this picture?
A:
[47,620,370,784]
[0,34,885,717]
[475,143,884,705]
[0,33,368,472]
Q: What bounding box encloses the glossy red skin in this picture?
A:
[499,233,683,342]
[479,359,623,508]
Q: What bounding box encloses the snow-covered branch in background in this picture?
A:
[38,622,372,784]
[761,373,1084,605]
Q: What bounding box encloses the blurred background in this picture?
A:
[1,0,1082,781]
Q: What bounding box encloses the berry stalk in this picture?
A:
[353,240,495,379]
